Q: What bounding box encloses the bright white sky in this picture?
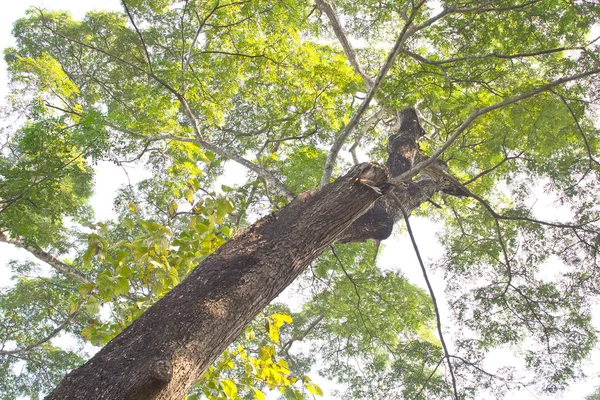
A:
[0,1,598,399]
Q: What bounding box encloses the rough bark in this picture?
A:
[47,108,458,399]
[46,163,390,400]
[338,108,441,242]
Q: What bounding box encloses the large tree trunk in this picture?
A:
[47,108,455,399]
[46,163,390,400]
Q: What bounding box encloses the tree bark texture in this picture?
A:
[338,108,445,242]
[46,163,390,400]
[47,108,458,399]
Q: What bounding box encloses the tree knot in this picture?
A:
[149,358,173,383]
[345,162,390,195]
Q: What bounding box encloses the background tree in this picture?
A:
[1,0,600,399]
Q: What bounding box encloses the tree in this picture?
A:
[1,0,600,399]
[587,385,600,400]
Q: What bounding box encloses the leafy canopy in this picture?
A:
[1,0,600,399]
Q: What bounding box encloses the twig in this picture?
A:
[121,0,154,74]
[0,296,87,356]
[394,193,459,400]
[183,0,221,71]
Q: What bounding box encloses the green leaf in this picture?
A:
[306,382,323,396]
[252,388,265,400]
[168,200,178,216]
[85,295,101,314]
[115,276,130,296]
[220,379,237,398]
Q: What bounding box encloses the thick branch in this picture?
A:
[338,108,440,243]
[0,231,92,285]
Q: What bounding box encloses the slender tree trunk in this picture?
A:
[46,163,390,400]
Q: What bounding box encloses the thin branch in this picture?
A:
[349,108,386,164]
[320,2,433,187]
[281,314,325,352]
[455,0,542,14]
[402,46,572,66]
[107,125,294,200]
[463,150,524,185]
[437,169,599,231]
[390,67,600,185]
[0,148,89,215]
[315,0,374,87]
[552,90,600,168]
[414,357,445,398]
[183,1,221,71]
[395,194,459,400]
[0,296,87,356]
[121,0,154,74]
[330,246,396,355]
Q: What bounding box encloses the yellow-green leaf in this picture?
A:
[220,379,237,398]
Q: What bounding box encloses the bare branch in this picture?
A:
[315,0,374,87]
[0,231,92,285]
[450,173,600,231]
[395,193,459,400]
[121,0,154,74]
